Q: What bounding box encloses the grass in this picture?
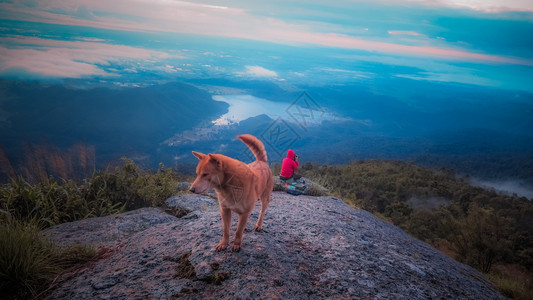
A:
[0,218,60,298]
[0,217,99,299]
[487,264,533,300]
[303,181,330,197]
[0,158,178,230]
[0,176,125,229]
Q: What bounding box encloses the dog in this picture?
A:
[189,134,273,251]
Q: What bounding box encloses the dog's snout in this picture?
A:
[189,187,195,193]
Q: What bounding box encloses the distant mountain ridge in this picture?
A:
[0,80,228,180]
[1,79,532,184]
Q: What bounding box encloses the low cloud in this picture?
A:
[0,36,171,78]
[0,46,108,78]
[241,65,278,78]
[395,71,499,87]
[319,67,373,79]
[405,0,533,12]
[388,30,422,36]
[471,178,533,199]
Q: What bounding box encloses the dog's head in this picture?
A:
[189,151,224,194]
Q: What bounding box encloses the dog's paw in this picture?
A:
[232,243,242,252]
[254,224,263,232]
[215,242,228,251]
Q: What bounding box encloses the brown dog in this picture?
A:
[190,134,273,251]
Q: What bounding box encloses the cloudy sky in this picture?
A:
[1,0,532,90]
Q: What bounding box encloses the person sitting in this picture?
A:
[280,149,301,181]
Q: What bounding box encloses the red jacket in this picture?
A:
[280,149,299,178]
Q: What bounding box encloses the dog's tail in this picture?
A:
[238,134,267,163]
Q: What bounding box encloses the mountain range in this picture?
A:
[1,78,532,188]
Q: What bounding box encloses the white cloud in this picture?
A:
[395,71,499,87]
[388,30,422,36]
[0,46,108,78]
[405,0,533,12]
[0,36,171,78]
[319,67,373,79]
[242,65,278,78]
[447,0,533,12]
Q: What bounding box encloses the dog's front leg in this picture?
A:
[216,207,231,251]
[232,211,251,252]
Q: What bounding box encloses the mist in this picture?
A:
[470,178,533,200]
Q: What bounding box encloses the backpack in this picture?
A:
[285,181,306,196]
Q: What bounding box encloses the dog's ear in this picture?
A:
[192,151,206,160]
[208,154,222,169]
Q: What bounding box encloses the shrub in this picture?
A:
[0,217,99,299]
[304,181,329,197]
[82,158,176,211]
[135,162,177,207]
[0,176,124,229]
[0,217,61,298]
[0,158,178,230]
[487,264,533,300]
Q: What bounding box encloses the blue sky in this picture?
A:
[0,0,532,91]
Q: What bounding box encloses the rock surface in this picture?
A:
[42,192,503,299]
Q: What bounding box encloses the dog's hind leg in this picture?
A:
[254,193,271,232]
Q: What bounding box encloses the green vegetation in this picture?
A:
[0,217,60,298]
[83,158,177,211]
[0,158,179,298]
[0,217,98,299]
[297,160,533,299]
[1,158,177,228]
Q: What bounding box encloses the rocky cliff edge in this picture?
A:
[42,192,503,299]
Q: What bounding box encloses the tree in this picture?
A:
[447,204,513,272]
